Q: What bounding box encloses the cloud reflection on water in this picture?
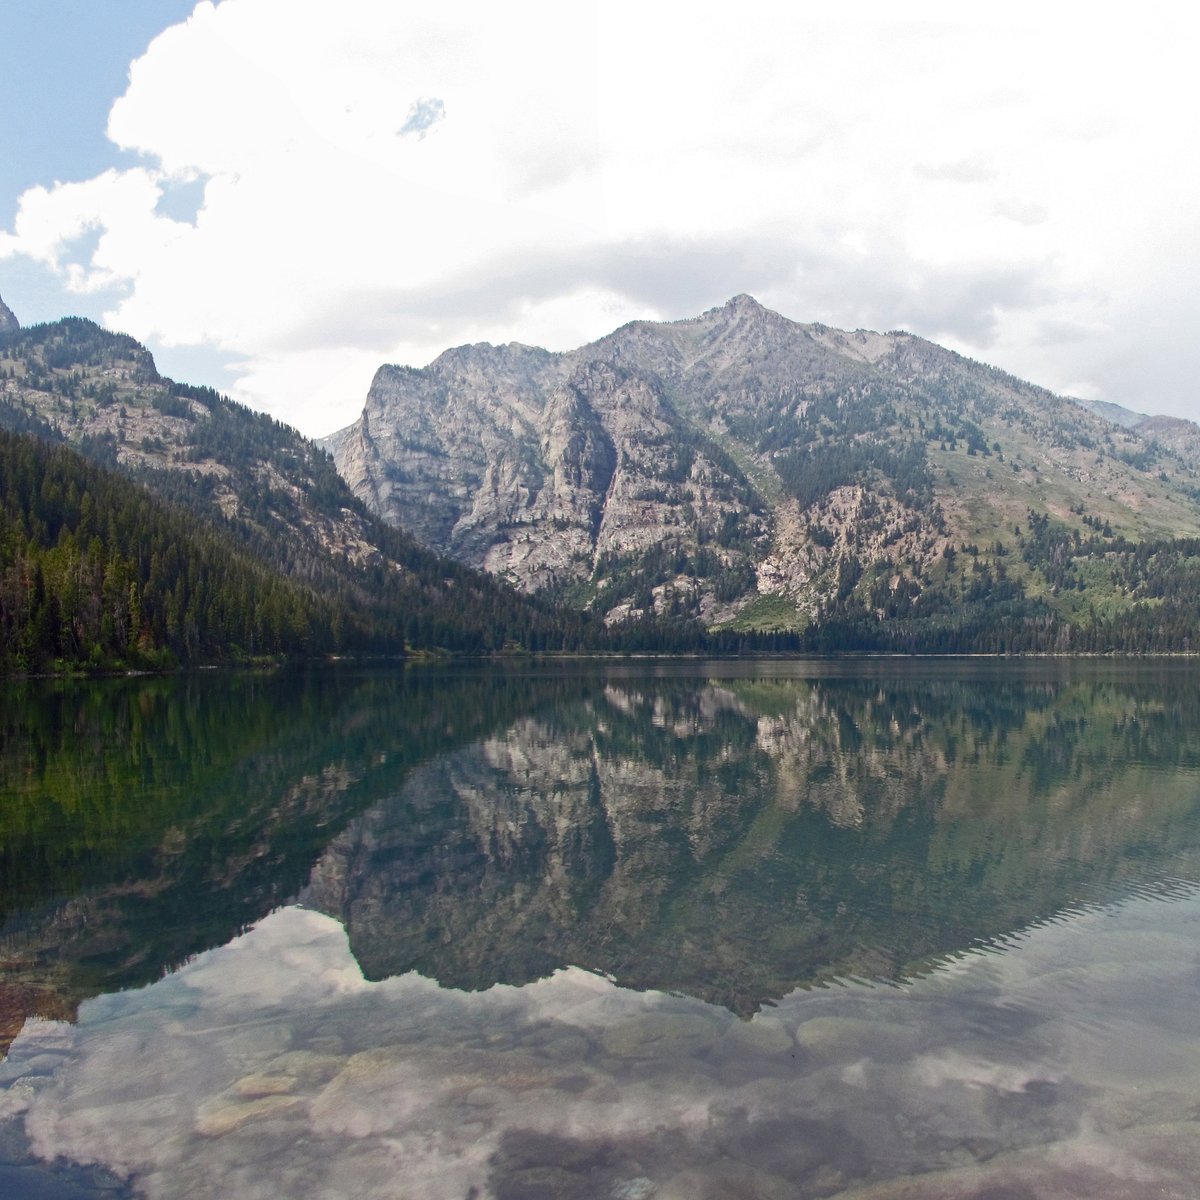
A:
[5,890,1200,1199]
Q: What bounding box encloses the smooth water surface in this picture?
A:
[3,660,1200,1198]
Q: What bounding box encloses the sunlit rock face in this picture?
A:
[0,294,17,332]
[325,294,1200,627]
[328,336,767,621]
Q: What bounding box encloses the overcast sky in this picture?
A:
[2,1,1199,438]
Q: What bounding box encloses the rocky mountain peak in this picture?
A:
[706,292,779,332]
[688,293,806,364]
[431,339,554,373]
[325,298,1200,636]
[722,292,764,313]
[0,293,19,333]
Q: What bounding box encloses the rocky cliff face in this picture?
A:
[329,331,768,622]
[0,293,18,332]
[327,296,1200,629]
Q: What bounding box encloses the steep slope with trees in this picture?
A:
[0,319,603,666]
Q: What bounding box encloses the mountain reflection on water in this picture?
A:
[305,663,1200,1011]
[3,660,1200,1198]
[0,666,604,1050]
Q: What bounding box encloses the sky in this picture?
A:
[2,1,1199,439]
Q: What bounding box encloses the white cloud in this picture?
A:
[914,159,996,184]
[3,1,1200,434]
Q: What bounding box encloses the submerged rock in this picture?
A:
[194,1094,306,1137]
[794,1016,919,1064]
[601,1013,721,1060]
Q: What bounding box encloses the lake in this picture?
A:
[3,659,1200,1198]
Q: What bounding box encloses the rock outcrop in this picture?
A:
[329,332,768,620]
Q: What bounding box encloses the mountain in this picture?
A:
[1080,396,1200,467]
[325,296,1200,648]
[0,317,602,661]
[0,294,17,333]
[7,301,1200,658]
[1077,397,1147,431]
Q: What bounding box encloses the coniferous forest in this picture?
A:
[0,428,351,670]
[0,429,612,671]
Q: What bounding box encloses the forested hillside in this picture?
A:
[0,320,605,669]
[0,429,365,670]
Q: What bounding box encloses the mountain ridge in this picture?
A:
[7,298,1200,656]
[324,296,1200,643]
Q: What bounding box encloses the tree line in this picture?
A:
[0,429,365,671]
